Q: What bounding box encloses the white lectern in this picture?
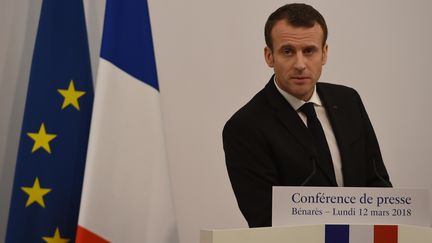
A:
[200,224,432,243]
[202,187,431,243]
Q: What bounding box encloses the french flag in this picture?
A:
[325,225,397,243]
[76,0,178,242]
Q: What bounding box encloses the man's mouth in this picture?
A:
[291,76,309,80]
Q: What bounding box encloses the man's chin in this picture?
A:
[290,88,314,101]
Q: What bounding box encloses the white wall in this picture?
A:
[1,1,431,243]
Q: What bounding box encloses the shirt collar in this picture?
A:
[273,76,322,111]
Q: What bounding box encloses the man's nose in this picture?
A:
[294,53,306,71]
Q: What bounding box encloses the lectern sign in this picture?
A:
[272,187,430,226]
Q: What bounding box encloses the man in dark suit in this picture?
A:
[222,3,392,228]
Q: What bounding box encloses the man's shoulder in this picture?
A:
[318,82,356,92]
[317,82,360,99]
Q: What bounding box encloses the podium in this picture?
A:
[200,224,432,243]
[202,187,431,242]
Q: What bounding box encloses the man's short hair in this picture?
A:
[265,3,328,50]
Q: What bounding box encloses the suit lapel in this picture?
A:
[276,103,338,185]
[265,81,338,184]
[263,79,316,157]
[263,79,336,185]
[317,83,360,185]
[264,80,363,186]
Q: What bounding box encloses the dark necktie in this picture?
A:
[299,102,336,184]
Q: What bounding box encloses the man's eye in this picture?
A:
[304,48,315,55]
[283,48,293,55]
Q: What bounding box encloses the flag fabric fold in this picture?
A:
[76,0,178,242]
[5,0,94,242]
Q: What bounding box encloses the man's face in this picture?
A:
[264,20,328,101]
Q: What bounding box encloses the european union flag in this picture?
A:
[5,0,93,242]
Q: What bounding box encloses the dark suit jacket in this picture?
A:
[222,77,392,227]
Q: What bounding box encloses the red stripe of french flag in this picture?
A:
[76,226,109,243]
[374,225,398,243]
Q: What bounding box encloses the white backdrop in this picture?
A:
[1,1,432,243]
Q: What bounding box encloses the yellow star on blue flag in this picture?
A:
[42,227,70,243]
[27,123,57,154]
[21,177,52,208]
[57,80,86,110]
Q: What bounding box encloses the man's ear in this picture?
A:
[322,44,328,65]
[264,46,274,68]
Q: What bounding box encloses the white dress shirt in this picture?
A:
[274,79,344,186]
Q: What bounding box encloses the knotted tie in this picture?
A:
[299,102,336,184]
